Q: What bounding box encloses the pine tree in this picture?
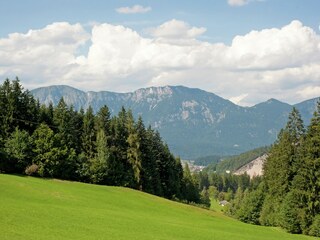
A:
[141,125,162,195]
[0,78,38,145]
[126,111,142,189]
[53,98,78,150]
[291,100,320,232]
[262,108,306,226]
[181,163,200,203]
[95,105,111,137]
[81,106,96,160]
[89,129,109,184]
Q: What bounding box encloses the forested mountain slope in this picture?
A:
[31,85,319,158]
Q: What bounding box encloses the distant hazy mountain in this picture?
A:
[31,85,319,159]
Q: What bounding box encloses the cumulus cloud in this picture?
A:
[149,19,206,39]
[0,20,320,106]
[0,22,89,88]
[116,5,151,14]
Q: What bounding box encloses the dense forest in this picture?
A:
[222,106,320,237]
[0,78,206,205]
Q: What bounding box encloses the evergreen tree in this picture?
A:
[95,105,111,137]
[181,163,200,203]
[89,129,109,184]
[126,111,142,189]
[289,100,320,233]
[141,125,162,195]
[53,98,78,150]
[200,187,211,207]
[0,78,38,145]
[279,190,307,234]
[39,103,54,126]
[262,108,306,226]
[81,106,96,160]
[236,183,265,225]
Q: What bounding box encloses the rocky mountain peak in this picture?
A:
[31,84,319,158]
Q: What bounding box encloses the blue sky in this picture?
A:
[0,0,320,105]
[1,0,319,43]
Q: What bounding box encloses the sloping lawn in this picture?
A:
[0,174,317,240]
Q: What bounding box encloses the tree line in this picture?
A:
[0,78,204,205]
[223,105,320,237]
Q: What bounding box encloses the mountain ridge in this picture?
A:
[31,85,319,159]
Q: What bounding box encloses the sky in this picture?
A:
[0,0,320,106]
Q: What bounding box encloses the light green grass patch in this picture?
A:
[0,174,317,240]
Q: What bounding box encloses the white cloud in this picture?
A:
[0,22,89,88]
[0,20,320,106]
[116,5,151,14]
[149,19,206,39]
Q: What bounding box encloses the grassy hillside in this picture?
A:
[0,174,316,240]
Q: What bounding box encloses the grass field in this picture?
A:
[0,174,317,240]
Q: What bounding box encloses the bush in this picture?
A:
[309,215,320,237]
[25,164,39,176]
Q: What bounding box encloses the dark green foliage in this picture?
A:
[126,110,142,188]
[261,108,306,230]
[181,164,200,203]
[193,155,223,166]
[4,128,32,173]
[309,214,320,237]
[259,194,281,226]
[198,171,210,191]
[0,79,198,204]
[81,106,96,160]
[200,188,211,207]
[225,187,244,216]
[88,129,109,184]
[139,125,162,195]
[0,78,38,146]
[279,191,307,234]
[236,184,265,225]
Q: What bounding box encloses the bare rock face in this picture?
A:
[233,154,268,178]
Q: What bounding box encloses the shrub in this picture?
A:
[309,215,320,237]
[25,164,39,176]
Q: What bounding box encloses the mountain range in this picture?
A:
[31,85,319,159]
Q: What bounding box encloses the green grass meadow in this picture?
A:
[0,174,317,240]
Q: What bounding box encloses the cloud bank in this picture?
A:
[0,20,319,106]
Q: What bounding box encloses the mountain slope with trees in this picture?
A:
[31,85,319,158]
[224,105,320,237]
